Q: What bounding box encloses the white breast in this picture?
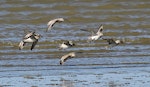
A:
[23,38,35,43]
[59,44,68,49]
[115,40,120,44]
[88,35,100,40]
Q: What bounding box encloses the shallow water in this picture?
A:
[0,0,150,87]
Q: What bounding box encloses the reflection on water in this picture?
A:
[0,0,150,87]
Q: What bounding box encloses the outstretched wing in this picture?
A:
[19,41,26,50]
[103,38,116,45]
[80,29,96,35]
[47,20,56,32]
[60,52,75,65]
[31,40,38,50]
[97,24,103,34]
[46,18,64,32]
[24,31,35,39]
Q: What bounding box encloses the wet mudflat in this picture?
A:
[0,66,150,87]
[0,0,150,87]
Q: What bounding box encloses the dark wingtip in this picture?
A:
[80,29,87,31]
[60,61,63,65]
[30,47,33,50]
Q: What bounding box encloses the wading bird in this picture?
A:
[59,40,75,50]
[19,31,41,50]
[103,38,124,48]
[60,52,76,65]
[81,24,103,42]
[47,18,64,32]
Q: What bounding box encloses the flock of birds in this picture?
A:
[18,18,124,65]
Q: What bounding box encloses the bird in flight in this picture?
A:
[80,24,104,42]
[103,38,124,48]
[60,52,76,65]
[47,18,64,32]
[19,31,41,50]
[59,40,75,50]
